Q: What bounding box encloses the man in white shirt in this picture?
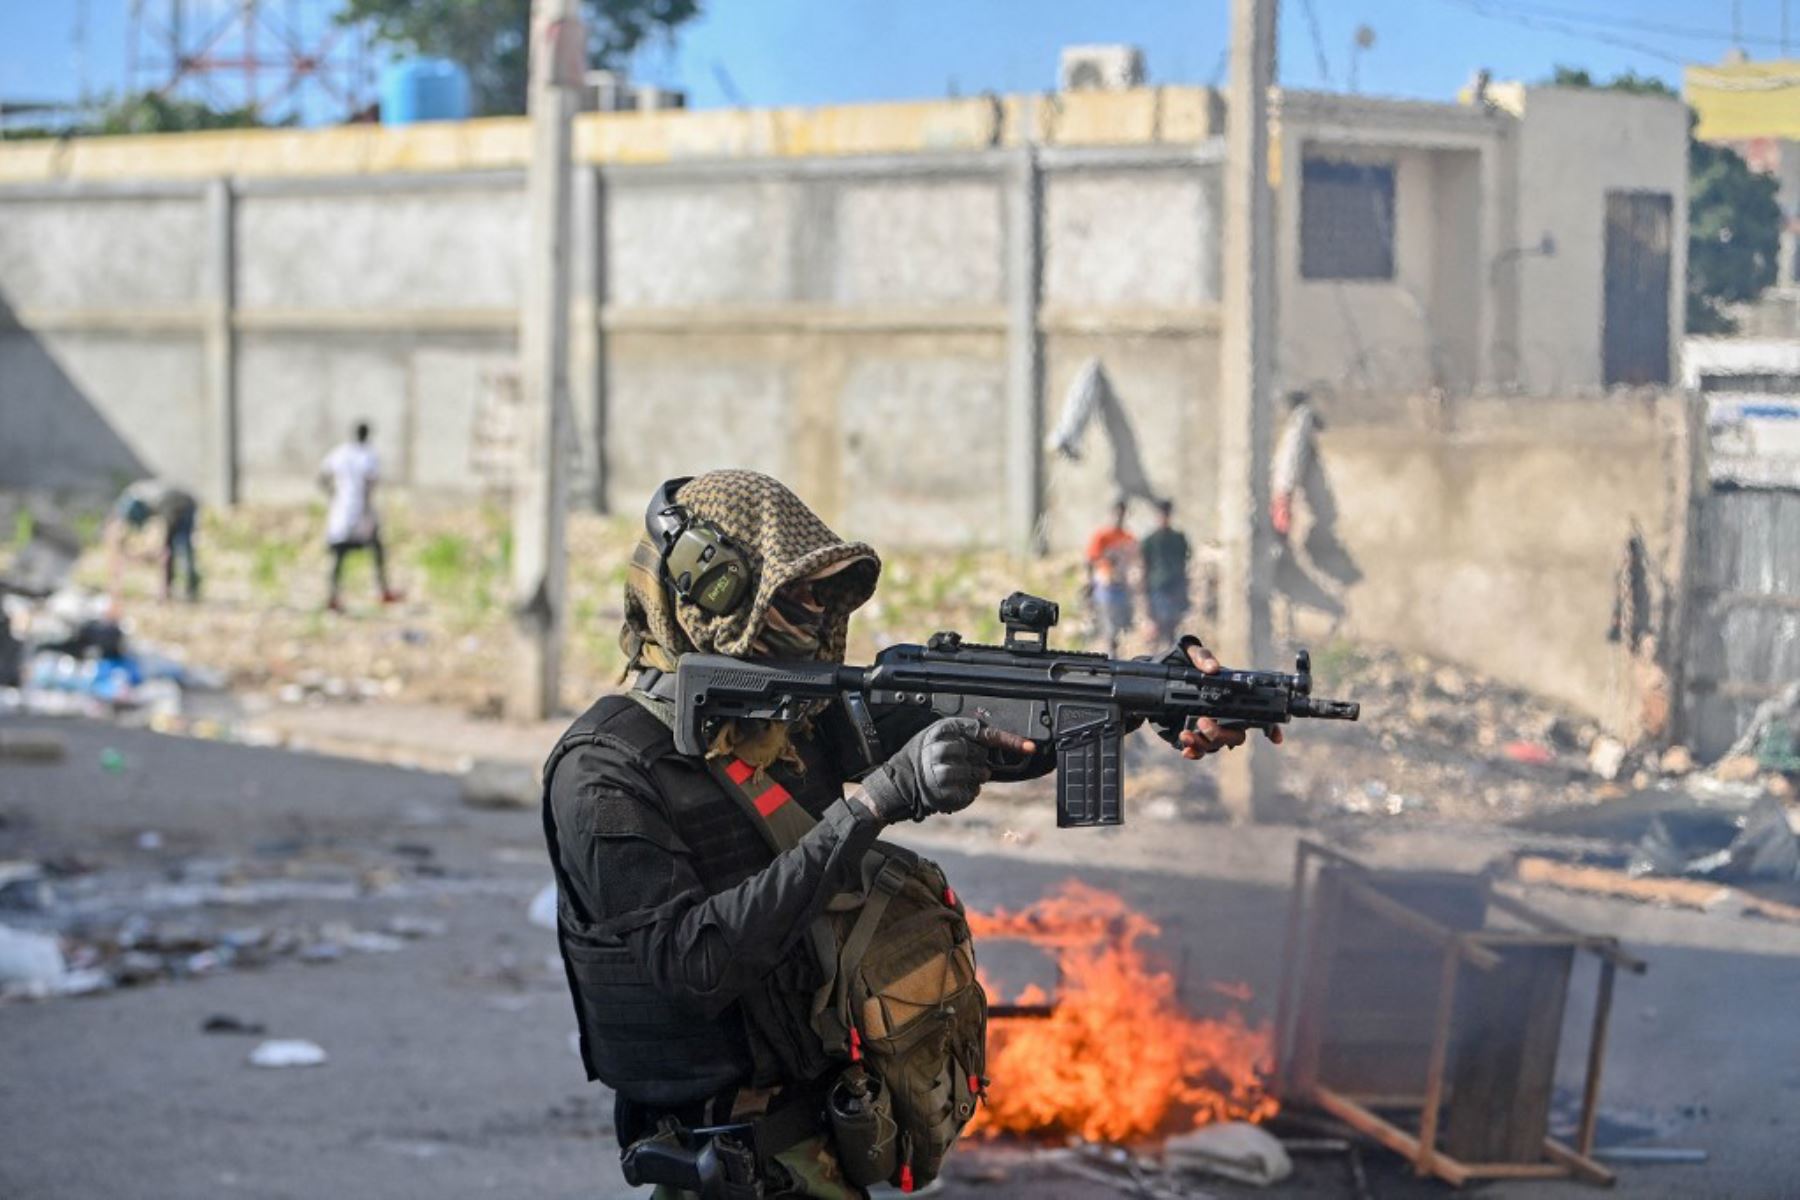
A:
[318,421,400,612]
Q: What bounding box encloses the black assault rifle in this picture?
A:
[672,592,1359,827]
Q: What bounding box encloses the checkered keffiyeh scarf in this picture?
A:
[621,470,880,672]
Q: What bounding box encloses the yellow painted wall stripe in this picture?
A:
[0,88,1224,185]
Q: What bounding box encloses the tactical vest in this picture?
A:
[543,695,841,1106]
[544,694,988,1191]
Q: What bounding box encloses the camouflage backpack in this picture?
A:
[710,756,987,1193]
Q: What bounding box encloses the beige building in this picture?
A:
[1277,84,1689,397]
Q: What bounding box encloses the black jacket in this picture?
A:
[543,695,885,1115]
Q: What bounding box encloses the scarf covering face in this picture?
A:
[621,470,880,674]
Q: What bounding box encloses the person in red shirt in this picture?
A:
[1085,498,1140,656]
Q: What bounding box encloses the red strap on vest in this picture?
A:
[725,757,793,818]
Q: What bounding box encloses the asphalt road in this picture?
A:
[2,716,1796,1199]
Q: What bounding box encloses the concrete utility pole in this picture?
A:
[1005,111,1046,557]
[1216,0,1279,821]
[510,0,584,720]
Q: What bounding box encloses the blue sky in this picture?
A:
[0,1,1787,121]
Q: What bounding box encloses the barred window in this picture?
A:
[1300,158,1396,281]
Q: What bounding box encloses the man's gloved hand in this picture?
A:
[858,717,1036,824]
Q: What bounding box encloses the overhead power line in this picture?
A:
[1467,0,1790,50]
[1439,0,1691,67]
[1298,0,1333,84]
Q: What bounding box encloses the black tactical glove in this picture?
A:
[859,717,1011,824]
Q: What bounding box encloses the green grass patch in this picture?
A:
[1310,638,1369,690]
[250,540,300,599]
[416,532,472,597]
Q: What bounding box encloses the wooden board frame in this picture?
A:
[1274,841,1644,1188]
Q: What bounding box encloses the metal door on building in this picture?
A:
[1602,191,1672,387]
[1684,486,1800,759]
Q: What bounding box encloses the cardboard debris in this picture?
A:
[1515,856,1800,924]
[0,731,66,762]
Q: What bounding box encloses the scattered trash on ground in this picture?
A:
[528,884,558,931]
[0,855,468,1002]
[0,862,53,912]
[1724,681,1800,773]
[1502,740,1556,767]
[340,929,406,954]
[1515,856,1800,924]
[1587,735,1628,781]
[1163,1122,1293,1186]
[247,1039,327,1068]
[1629,795,1800,884]
[384,914,449,939]
[0,560,226,729]
[1592,1146,1709,1165]
[461,758,539,810]
[0,924,66,995]
[0,730,66,762]
[1040,1142,1222,1200]
[202,1014,268,1036]
[1660,745,1696,775]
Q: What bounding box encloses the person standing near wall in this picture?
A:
[319,421,401,613]
[1270,390,1361,640]
[1140,499,1192,646]
[1085,498,1140,656]
[106,478,201,602]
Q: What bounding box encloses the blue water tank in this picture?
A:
[379,58,473,126]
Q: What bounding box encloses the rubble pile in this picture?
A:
[1270,645,1796,827]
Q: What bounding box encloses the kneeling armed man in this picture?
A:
[543,471,1257,1198]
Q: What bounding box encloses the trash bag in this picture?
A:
[1723,796,1800,883]
[528,883,558,931]
[0,618,20,688]
[0,924,66,992]
[1628,796,1800,884]
[1164,1121,1293,1187]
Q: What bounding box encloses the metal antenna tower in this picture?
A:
[126,1,377,125]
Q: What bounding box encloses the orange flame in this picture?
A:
[969,881,1278,1142]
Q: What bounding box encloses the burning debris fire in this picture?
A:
[969,882,1277,1142]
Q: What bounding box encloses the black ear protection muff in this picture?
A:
[645,477,754,616]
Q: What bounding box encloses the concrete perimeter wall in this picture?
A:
[1317,390,1695,725]
[0,94,1227,552]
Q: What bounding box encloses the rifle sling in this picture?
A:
[704,748,906,1057]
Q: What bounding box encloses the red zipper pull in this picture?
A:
[849,1027,862,1063]
[943,886,958,908]
[899,1164,915,1193]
